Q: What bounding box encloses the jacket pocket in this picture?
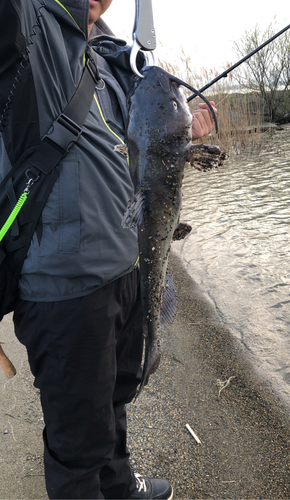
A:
[59,154,80,253]
[41,152,80,254]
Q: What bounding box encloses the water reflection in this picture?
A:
[173,124,290,404]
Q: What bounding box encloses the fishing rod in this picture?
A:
[187,23,290,102]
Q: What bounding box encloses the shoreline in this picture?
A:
[128,252,290,498]
[1,253,290,498]
[171,242,290,414]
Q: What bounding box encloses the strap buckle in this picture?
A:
[86,47,100,84]
[42,113,82,154]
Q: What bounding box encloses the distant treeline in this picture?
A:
[159,21,290,152]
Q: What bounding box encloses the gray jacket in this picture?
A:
[0,0,141,301]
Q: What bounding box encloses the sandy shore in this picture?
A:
[1,252,290,499]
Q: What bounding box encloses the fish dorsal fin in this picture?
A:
[121,189,145,228]
[160,264,178,328]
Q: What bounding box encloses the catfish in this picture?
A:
[122,66,219,396]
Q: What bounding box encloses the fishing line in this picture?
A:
[215,94,230,107]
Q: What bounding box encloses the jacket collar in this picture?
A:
[58,0,89,35]
[90,18,115,39]
[52,0,114,39]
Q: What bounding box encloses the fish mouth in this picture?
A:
[155,69,217,134]
[169,75,218,134]
[132,66,218,134]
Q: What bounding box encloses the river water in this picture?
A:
[173,124,290,406]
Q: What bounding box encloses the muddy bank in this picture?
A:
[128,252,290,498]
[1,252,290,499]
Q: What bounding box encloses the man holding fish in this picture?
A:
[0,0,216,498]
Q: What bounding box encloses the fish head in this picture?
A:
[127,66,193,156]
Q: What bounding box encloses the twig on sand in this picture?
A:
[8,419,17,442]
[186,424,202,445]
[216,376,236,398]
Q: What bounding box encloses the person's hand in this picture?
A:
[191,101,217,140]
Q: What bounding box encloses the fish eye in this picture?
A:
[171,100,178,110]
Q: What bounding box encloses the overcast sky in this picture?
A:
[103,1,289,72]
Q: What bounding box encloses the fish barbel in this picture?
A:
[122,66,218,396]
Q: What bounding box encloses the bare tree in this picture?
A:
[233,21,290,122]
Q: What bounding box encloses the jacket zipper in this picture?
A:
[93,94,125,146]
[94,94,138,266]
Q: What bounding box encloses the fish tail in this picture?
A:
[134,321,148,400]
[134,322,161,400]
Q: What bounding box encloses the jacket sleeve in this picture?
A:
[0,0,26,116]
[0,0,40,167]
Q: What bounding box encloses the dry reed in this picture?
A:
[159,51,266,154]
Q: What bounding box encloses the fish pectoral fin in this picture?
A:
[173,221,192,240]
[187,144,229,171]
[160,264,178,327]
[121,189,145,228]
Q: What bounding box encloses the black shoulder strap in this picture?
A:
[0,46,99,248]
[0,47,100,319]
[26,46,99,178]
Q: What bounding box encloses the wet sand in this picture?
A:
[1,252,290,499]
